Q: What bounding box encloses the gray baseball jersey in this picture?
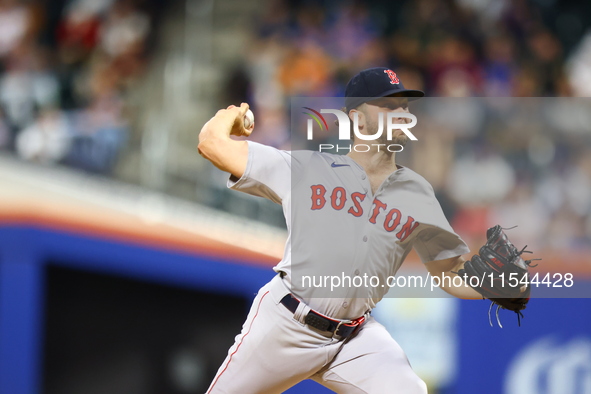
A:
[229,141,469,319]
[208,140,468,393]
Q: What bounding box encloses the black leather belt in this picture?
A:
[280,294,366,338]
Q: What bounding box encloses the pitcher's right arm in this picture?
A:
[198,103,253,179]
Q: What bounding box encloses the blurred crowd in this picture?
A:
[0,0,156,174]
[228,0,591,249]
[408,99,591,251]
[235,0,588,144]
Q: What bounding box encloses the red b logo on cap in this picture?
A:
[384,69,400,84]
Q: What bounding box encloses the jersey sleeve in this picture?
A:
[409,180,470,262]
[227,141,296,204]
[413,225,470,263]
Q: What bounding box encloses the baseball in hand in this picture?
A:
[244,109,254,130]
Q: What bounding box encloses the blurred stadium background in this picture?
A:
[0,0,590,393]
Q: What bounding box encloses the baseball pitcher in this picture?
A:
[198,67,534,393]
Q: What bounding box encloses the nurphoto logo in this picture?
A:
[302,107,417,153]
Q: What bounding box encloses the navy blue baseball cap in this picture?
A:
[345,67,424,112]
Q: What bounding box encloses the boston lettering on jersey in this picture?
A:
[310,185,419,241]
